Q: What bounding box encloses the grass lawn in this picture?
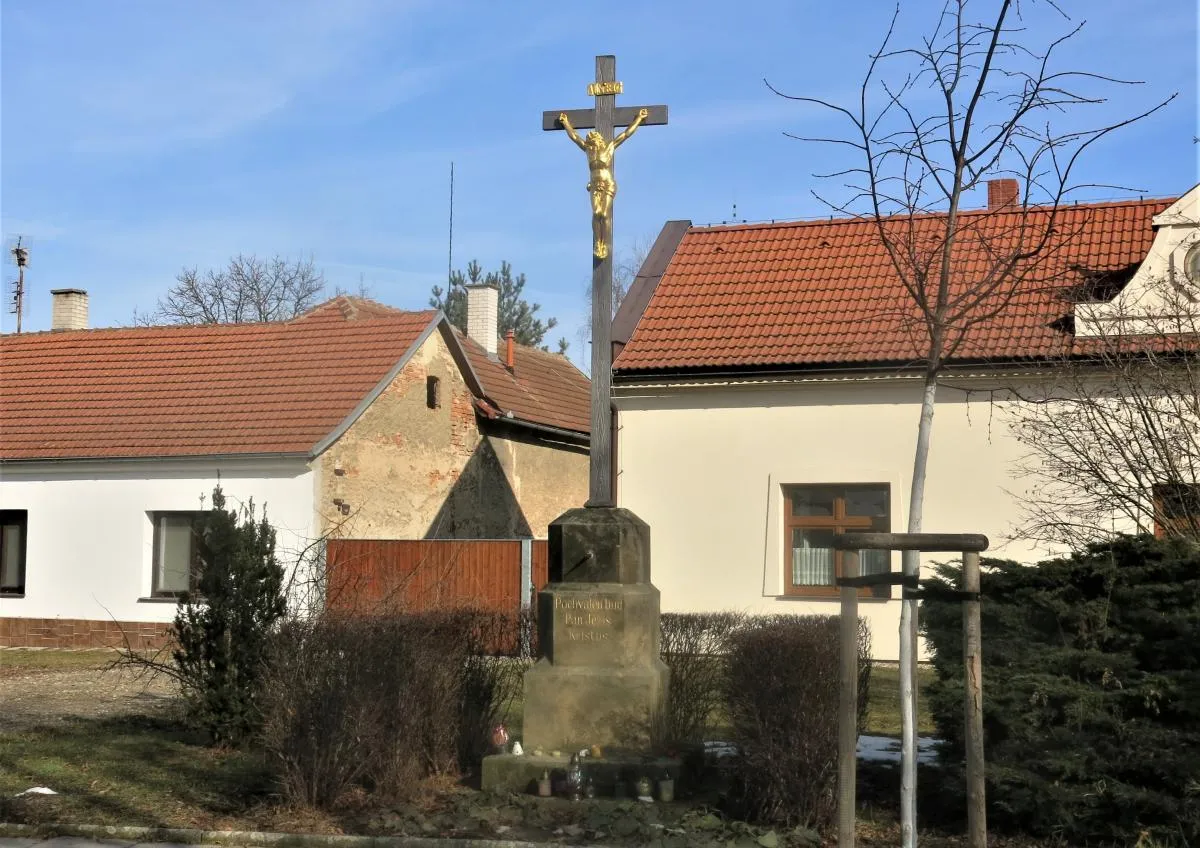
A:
[0,649,119,676]
[865,662,937,737]
[0,714,279,830]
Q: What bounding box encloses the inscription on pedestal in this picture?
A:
[556,595,623,642]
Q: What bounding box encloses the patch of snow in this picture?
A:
[702,736,943,766]
[15,786,57,797]
[857,735,942,765]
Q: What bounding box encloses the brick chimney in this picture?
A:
[50,289,88,331]
[987,178,1020,210]
[465,283,499,357]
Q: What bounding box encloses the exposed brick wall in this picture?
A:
[0,617,170,649]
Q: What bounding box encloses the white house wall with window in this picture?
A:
[614,378,1038,660]
[611,185,1198,661]
[0,293,591,647]
[0,458,315,623]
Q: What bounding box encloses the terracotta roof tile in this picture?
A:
[614,198,1174,373]
[301,298,589,434]
[1,302,437,460]
[455,331,590,435]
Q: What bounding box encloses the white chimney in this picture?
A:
[465,283,499,356]
[50,289,88,331]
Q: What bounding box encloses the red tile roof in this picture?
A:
[455,330,591,435]
[0,295,591,461]
[613,197,1174,373]
[0,302,438,460]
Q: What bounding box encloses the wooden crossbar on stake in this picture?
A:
[832,532,989,848]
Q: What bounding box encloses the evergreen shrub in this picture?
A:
[921,535,1200,846]
[172,486,287,745]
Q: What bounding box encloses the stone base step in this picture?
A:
[481,751,682,798]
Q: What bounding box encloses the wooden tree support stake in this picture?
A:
[838,548,860,848]
[962,550,986,847]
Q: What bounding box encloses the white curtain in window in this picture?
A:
[1,523,22,589]
[157,515,193,593]
[792,539,834,586]
[861,549,889,576]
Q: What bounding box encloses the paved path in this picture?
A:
[1,840,223,848]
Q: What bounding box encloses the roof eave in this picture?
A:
[309,313,445,459]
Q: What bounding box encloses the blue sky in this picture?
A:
[2,0,1196,360]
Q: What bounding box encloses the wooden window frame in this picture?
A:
[0,509,28,596]
[1153,482,1200,539]
[783,484,891,599]
[151,511,204,598]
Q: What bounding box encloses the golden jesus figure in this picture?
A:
[558,108,649,259]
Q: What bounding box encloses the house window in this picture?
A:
[1153,483,1200,539]
[784,484,891,598]
[0,510,28,595]
[426,375,441,409]
[152,512,203,596]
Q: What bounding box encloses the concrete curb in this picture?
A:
[0,822,581,848]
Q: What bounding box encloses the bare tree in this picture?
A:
[136,254,326,325]
[769,1,1173,841]
[577,238,651,356]
[1006,273,1200,547]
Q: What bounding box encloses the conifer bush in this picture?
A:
[172,486,286,746]
[921,536,1200,846]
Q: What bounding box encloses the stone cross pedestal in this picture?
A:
[521,506,669,752]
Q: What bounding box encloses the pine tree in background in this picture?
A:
[172,486,287,746]
[429,260,558,348]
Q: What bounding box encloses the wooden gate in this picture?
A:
[326,539,548,613]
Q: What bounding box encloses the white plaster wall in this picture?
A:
[615,377,1078,661]
[0,457,315,623]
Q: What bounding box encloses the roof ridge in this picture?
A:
[1,309,439,342]
[693,195,1180,234]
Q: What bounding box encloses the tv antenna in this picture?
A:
[9,237,28,334]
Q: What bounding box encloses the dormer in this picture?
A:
[1076,184,1200,337]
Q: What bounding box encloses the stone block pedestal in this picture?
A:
[483,506,669,792]
[523,658,668,752]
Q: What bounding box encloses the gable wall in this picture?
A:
[318,331,531,539]
[489,432,588,537]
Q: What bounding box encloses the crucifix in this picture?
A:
[544,54,667,507]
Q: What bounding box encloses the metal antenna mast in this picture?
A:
[448,162,455,288]
[9,237,28,334]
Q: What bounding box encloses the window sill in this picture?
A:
[0,592,26,599]
[137,596,182,604]
[778,592,893,603]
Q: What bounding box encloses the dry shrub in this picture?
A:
[724,614,871,829]
[260,610,523,808]
[657,612,748,744]
[657,612,870,747]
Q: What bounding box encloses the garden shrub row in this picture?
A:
[921,535,1200,846]
[259,611,525,807]
[658,612,871,831]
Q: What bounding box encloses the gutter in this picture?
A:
[612,357,1080,389]
[474,398,589,446]
[0,451,308,467]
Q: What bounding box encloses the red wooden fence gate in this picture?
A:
[326,539,549,614]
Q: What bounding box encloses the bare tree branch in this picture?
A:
[135,254,326,325]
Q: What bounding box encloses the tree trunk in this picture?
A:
[900,371,938,848]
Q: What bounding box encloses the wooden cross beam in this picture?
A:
[542,55,667,508]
